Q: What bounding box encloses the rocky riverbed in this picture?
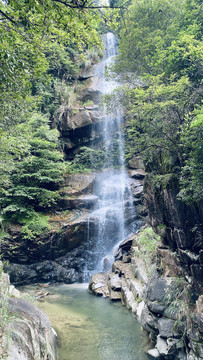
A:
[89,232,203,360]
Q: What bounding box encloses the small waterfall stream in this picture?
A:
[84,32,135,277]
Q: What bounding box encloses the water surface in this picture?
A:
[38,283,149,360]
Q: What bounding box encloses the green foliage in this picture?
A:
[108,0,203,202]
[65,161,91,174]
[65,144,123,174]
[74,147,106,170]
[0,113,64,225]
[134,227,160,273]
[21,214,51,241]
[137,227,160,254]
[179,105,203,202]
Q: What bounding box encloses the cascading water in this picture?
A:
[21,30,149,360]
[84,32,136,277]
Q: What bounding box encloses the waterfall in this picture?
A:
[84,32,136,279]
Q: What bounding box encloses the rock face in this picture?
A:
[88,228,203,360]
[144,174,203,287]
[63,173,96,195]
[0,265,57,360]
[59,89,104,159]
[5,298,57,360]
[2,166,146,286]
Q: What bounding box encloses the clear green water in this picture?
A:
[37,283,149,360]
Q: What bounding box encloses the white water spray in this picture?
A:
[85,32,135,278]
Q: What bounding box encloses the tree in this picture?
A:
[0,113,64,224]
[179,106,203,202]
[108,0,203,201]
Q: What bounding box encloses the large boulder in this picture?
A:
[58,194,98,210]
[128,156,145,170]
[88,272,109,297]
[78,88,101,104]
[60,108,104,132]
[78,64,95,80]
[128,169,146,180]
[63,173,95,195]
[4,298,57,360]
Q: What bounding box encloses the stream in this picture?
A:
[36,283,149,360]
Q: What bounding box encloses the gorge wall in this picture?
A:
[144,174,203,287]
[0,32,202,360]
[89,169,203,360]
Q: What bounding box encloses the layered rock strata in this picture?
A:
[144,174,203,288]
[3,169,146,285]
[89,232,203,359]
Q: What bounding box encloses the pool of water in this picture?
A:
[36,283,149,360]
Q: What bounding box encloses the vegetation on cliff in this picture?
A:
[107,0,203,203]
[0,0,119,237]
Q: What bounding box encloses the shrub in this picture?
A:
[21,214,51,241]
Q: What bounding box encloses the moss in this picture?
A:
[134,227,161,274]
[157,224,167,237]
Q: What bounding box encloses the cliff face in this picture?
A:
[88,168,203,360]
[144,174,203,288]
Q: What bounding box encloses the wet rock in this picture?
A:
[147,301,166,315]
[131,185,144,198]
[156,335,168,356]
[88,272,109,297]
[7,258,84,285]
[8,263,38,284]
[102,255,114,271]
[119,234,134,252]
[128,156,145,170]
[128,169,146,180]
[147,278,168,304]
[158,318,176,338]
[113,234,134,260]
[147,348,162,359]
[63,173,95,195]
[78,87,101,104]
[58,194,98,210]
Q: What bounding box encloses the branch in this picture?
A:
[52,0,128,9]
[0,10,16,25]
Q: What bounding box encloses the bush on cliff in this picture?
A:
[108,0,203,203]
[0,113,64,225]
